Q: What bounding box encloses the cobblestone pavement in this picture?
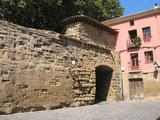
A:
[0,101,160,120]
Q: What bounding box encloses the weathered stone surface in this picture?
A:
[0,18,121,114]
[65,22,117,49]
[122,72,160,101]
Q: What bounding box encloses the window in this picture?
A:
[145,51,153,63]
[129,30,137,43]
[130,20,134,26]
[142,27,151,41]
[130,53,139,70]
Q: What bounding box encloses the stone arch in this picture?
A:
[95,65,113,103]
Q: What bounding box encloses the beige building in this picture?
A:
[0,16,121,114]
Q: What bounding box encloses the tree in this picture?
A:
[0,0,123,31]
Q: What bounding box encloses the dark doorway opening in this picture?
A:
[95,65,113,103]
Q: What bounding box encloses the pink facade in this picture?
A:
[104,8,160,101]
[105,8,160,73]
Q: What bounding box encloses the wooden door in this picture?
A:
[129,79,144,101]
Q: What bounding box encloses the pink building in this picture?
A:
[103,8,160,101]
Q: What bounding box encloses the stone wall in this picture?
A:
[0,20,120,114]
[60,35,121,106]
[139,72,160,100]
[64,22,117,49]
[122,72,160,101]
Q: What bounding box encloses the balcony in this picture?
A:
[128,61,141,71]
[126,37,141,49]
[128,61,142,79]
[126,39,137,49]
[143,36,151,42]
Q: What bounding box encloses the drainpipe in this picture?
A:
[119,51,124,101]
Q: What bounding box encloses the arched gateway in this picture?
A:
[95,65,113,103]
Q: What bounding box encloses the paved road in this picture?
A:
[0,101,160,120]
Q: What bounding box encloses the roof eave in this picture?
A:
[103,8,160,26]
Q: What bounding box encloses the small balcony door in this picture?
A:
[130,53,139,70]
[129,30,137,42]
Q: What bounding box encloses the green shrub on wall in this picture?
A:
[133,36,141,47]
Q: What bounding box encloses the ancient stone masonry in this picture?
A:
[0,16,121,114]
[70,68,95,106]
[63,16,118,49]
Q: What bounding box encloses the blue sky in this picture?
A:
[120,0,160,16]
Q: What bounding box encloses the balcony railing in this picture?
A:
[128,61,141,71]
[143,36,151,42]
[126,39,137,49]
